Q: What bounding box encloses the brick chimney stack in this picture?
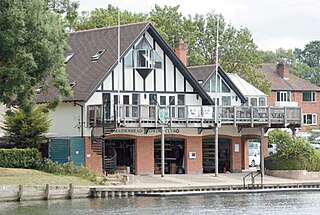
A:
[174,36,188,65]
[277,62,290,79]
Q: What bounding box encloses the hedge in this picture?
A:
[0,148,40,168]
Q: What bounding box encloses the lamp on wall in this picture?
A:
[144,93,147,99]
[196,95,199,100]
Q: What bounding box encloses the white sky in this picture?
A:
[78,0,319,51]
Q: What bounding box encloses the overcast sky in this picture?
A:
[78,0,319,51]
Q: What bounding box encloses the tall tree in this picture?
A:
[0,0,71,111]
[75,4,147,31]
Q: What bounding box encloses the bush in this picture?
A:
[266,129,320,171]
[0,148,40,168]
[37,158,100,183]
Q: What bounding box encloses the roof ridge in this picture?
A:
[70,21,150,35]
[188,64,216,68]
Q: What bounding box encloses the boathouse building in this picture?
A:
[4,22,301,175]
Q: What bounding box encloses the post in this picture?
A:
[215,126,219,177]
[260,127,265,188]
[45,184,50,200]
[17,185,23,201]
[68,183,74,199]
[161,125,165,177]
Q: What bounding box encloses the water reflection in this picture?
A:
[1,192,320,215]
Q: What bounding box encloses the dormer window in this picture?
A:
[65,53,75,64]
[91,49,105,62]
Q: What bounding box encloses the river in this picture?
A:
[0,191,319,215]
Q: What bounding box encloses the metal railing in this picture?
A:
[243,171,263,189]
[104,105,301,128]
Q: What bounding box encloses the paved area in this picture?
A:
[122,170,320,188]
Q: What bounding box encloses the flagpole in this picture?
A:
[214,17,219,177]
[117,10,120,125]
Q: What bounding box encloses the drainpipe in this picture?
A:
[74,102,84,138]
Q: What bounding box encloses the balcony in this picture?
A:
[102,105,302,130]
[275,101,298,107]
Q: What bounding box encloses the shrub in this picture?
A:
[37,158,100,183]
[0,148,40,168]
[266,129,320,171]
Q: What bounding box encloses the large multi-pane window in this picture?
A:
[87,105,102,127]
[303,114,317,125]
[222,96,231,106]
[276,91,291,102]
[203,74,230,93]
[125,38,162,69]
[302,91,316,102]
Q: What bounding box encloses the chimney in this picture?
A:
[277,62,290,79]
[174,36,188,65]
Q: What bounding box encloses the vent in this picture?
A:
[70,81,76,89]
[91,49,105,62]
[35,86,43,95]
[65,53,75,64]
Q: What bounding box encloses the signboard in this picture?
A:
[187,106,213,119]
[159,108,169,124]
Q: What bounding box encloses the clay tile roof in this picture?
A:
[37,22,150,103]
[258,63,320,91]
[188,64,216,83]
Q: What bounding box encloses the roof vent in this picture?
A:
[91,49,105,62]
[69,81,77,89]
[65,53,75,64]
[35,86,43,95]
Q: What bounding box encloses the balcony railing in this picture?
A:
[102,105,302,129]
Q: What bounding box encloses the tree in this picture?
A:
[0,0,71,111]
[1,105,51,148]
[75,4,147,31]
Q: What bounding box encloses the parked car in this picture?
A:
[249,142,260,149]
[249,148,260,167]
[268,144,277,155]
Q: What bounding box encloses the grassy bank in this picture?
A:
[0,168,97,186]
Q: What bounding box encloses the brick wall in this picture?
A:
[84,137,102,174]
[184,136,202,174]
[230,136,242,173]
[135,136,154,175]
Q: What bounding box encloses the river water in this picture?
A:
[0,192,319,215]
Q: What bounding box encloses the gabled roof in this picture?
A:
[37,22,213,105]
[258,63,320,91]
[188,64,247,103]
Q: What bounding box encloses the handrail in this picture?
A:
[253,171,263,188]
[243,172,254,188]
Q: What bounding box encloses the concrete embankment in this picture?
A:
[1,173,320,202]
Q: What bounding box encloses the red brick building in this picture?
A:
[259,63,320,130]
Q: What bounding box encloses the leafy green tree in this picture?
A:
[303,41,320,67]
[75,4,147,30]
[0,0,71,111]
[1,105,51,148]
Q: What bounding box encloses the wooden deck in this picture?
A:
[102,105,302,130]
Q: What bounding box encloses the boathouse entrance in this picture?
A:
[154,138,185,174]
[104,139,135,174]
[202,138,230,173]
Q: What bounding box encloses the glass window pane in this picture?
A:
[169,96,175,105]
[125,50,133,68]
[149,94,157,105]
[178,95,185,105]
[250,98,257,106]
[222,96,231,106]
[222,80,230,92]
[259,98,266,106]
[160,96,166,105]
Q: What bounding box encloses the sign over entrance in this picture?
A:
[159,108,169,124]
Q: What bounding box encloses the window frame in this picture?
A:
[302,91,316,102]
[303,113,317,125]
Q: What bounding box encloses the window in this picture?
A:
[222,96,231,106]
[149,94,157,118]
[160,96,166,105]
[132,94,139,117]
[221,80,230,93]
[135,49,152,68]
[87,105,102,127]
[169,96,176,118]
[303,114,317,125]
[250,98,258,106]
[276,91,291,102]
[91,49,105,61]
[302,91,316,102]
[177,95,185,118]
[259,98,266,106]
[65,53,75,64]
[125,51,134,67]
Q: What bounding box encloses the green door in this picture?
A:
[70,137,85,166]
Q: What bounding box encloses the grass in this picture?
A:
[0,168,98,186]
